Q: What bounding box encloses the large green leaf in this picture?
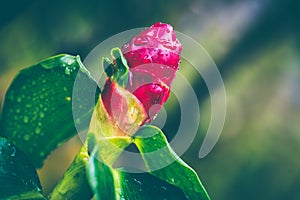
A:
[117,169,187,200]
[134,125,210,200]
[88,146,187,200]
[87,125,210,200]
[0,136,45,199]
[49,146,93,200]
[88,148,116,200]
[0,54,100,167]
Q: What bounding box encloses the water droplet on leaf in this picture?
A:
[65,68,71,75]
[10,147,16,157]
[66,96,71,101]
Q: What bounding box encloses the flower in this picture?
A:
[102,22,182,125]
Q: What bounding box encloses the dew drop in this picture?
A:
[134,36,149,46]
[133,178,142,185]
[82,157,88,162]
[65,68,71,75]
[67,58,74,65]
[161,186,167,191]
[66,96,71,101]
[10,147,16,157]
[61,56,75,66]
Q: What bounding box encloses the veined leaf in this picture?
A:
[0,136,45,199]
[49,146,93,200]
[134,125,210,200]
[88,147,116,200]
[0,54,100,167]
[88,146,187,200]
[87,125,210,200]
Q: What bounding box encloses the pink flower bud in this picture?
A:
[122,22,182,121]
[102,22,182,124]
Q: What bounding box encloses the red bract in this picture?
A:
[122,22,182,87]
[122,22,182,121]
[101,80,147,135]
[102,22,182,123]
[101,80,119,119]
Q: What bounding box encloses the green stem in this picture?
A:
[49,145,93,200]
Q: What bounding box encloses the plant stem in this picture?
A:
[49,145,93,200]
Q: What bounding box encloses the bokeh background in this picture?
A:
[1,0,300,199]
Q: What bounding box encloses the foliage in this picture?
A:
[0,53,210,199]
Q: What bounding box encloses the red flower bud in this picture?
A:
[102,22,182,124]
[122,22,182,121]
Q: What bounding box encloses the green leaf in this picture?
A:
[0,54,100,167]
[116,169,187,200]
[87,125,210,200]
[49,146,93,200]
[87,146,187,200]
[0,136,45,199]
[88,147,116,200]
[134,125,211,200]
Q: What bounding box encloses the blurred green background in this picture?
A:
[1,0,300,199]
